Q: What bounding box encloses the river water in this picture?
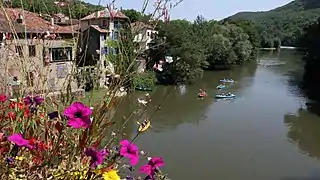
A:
[110,50,320,180]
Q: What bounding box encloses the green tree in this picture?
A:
[121,9,143,23]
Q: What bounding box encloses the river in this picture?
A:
[101,50,320,180]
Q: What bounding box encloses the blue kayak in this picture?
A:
[220,79,234,83]
[216,84,226,89]
[215,93,236,98]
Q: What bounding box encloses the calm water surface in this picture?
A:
[114,50,320,180]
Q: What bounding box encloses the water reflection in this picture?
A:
[284,109,320,159]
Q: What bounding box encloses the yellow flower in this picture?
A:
[15,156,23,161]
[102,170,120,180]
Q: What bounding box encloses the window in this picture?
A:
[114,21,118,29]
[151,33,156,39]
[15,45,23,57]
[102,47,108,55]
[101,34,106,41]
[28,45,36,57]
[51,47,72,62]
[114,31,119,39]
[57,64,67,78]
[102,19,109,27]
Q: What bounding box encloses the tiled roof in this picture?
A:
[0,8,76,34]
[131,21,154,31]
[90,25,109,33]
[81,8,128,20]
[55,19,80,26]
[57,24,80,32]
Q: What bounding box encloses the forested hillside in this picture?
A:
[227,0,320,47]
[8,0,104,19]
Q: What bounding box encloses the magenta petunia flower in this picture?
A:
[24,95,44,106]
[85,147,108,169]
[33,96,44,105]
[64,102,92,129]
[139,157,164,177]
[0,95,7,103]
[8,133,33,149]
[119,140,139,166]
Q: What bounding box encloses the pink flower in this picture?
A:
[64,102,92,129]
[85,147,108,169]
[0,95,6,103]
[139,157,164,177]
[8,133,33,149]
[120,140,139,166]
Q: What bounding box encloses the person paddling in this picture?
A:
[198,89,207,98]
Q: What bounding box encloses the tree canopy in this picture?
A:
[9,0,104,19]
[146,16,259,84]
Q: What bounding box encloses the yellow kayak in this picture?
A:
[137,119,151,132]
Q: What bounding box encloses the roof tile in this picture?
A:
[81,8,128,20]
[0,8,76,34]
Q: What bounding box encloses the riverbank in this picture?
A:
[260,46,299,51]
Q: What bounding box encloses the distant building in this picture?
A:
[131,21,158,52]
[52,13,80,32]
[0,8,80,96]
[77,7,128,87]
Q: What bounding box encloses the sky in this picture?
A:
[86,0,293,20]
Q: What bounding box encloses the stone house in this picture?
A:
[0,8,80,96]
[77,7,128,87]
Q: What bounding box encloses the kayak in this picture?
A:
[216,84,226,89]
[215,98,234,102]
[135,86,152,91]
[137,119,151,132]
[220,79,234,83]
[198,92,207,98]
[215,94,236,98]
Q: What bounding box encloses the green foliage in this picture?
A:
[297,17,320,105]
[133,71,157,88]
[121,9,143,23]
[147,16,258,85]
[227,0,320,47]
[10,0,104,19]
[299,18,320,84]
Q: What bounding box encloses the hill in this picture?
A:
[227,0,320,47]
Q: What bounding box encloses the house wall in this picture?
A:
[80,28,100,66]
[133,28,158,50]
[0,38,77,95]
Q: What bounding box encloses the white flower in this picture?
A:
[90,107,94,110]
[111,132,116,136]
[138,98,148,106]
[140,151,145,155]
[90,117,93,122]
[147,157,152,161]
[165,56,173,63]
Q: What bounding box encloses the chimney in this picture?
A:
[51,18,54,26]
[17,13,23,23]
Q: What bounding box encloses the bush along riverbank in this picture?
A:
[297,18,320,114]
[143,17,260,85]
